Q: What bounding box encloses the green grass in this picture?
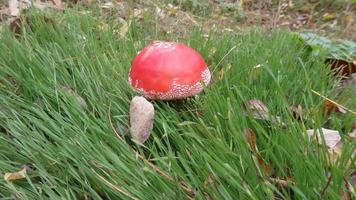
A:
[0,8,355,199]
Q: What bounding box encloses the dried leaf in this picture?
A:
[114,19,130,38]
[251,64,262,80]
[51,0,64,11]
[348,129,356,141]
[326,59,356,78]
[306,128,341,149]
[4,167,27,181]
[290,104,303,120]
[244,128,257,150]
[8,0,20,17]
[246,99,269,120]
[218,68,225,80]
[133,8,143,20]
[245,99,285,127]
[8,17,23,37]
[328,141,343,164]
[244,128,271,175]
[129,96,154,143]
[166,4,179,16]
[323,99,347,115]
[203,174,215,188]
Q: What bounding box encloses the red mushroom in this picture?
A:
[129,41,211,100]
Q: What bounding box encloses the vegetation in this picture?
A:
[0,1,355,199]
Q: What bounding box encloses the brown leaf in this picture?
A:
[4,167,27,181]
[323,99,346,115]
[244,128,257,151]
[245,99,286,127]
[8,17,23,37]
[246,99,269,120]
[244,128,271,175]
[326,59,356,78]
[290,104,303,120]
[348,129,356,141]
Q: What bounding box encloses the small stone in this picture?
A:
[129,96,154,143]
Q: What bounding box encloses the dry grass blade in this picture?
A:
[108,102,196,197]
[91,168,139,200]
[212,45,238,73]
[311,90,356,116]
[4,167,27,181]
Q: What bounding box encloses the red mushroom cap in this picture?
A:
[129,41,211,100]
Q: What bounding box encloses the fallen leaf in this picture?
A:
[166,3,179,16]
[244,128,257,150]
[133,8,144,20]
[323,99,347,115]
[245,99,285,127]
[51,0,64,11]
[218,68,224,80]
[307,128,343,164]
[246,99,269,120]
[251,64,262,80]
[328,141,343,164]
[290,104,303,120]
[129,96,154,143]
[4,167,27,181]
[203,174,215,188]
[8,0,20,17]
[326,59,356,78]
[306,128,341,148]
[244,128,271,175]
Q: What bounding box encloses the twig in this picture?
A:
[320,174,332,199]
[311,90,356,116]
[91,168,139,200]
[343,178,353,200]
[108,102,196,197]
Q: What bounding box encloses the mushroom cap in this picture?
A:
[129,41,211,100]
